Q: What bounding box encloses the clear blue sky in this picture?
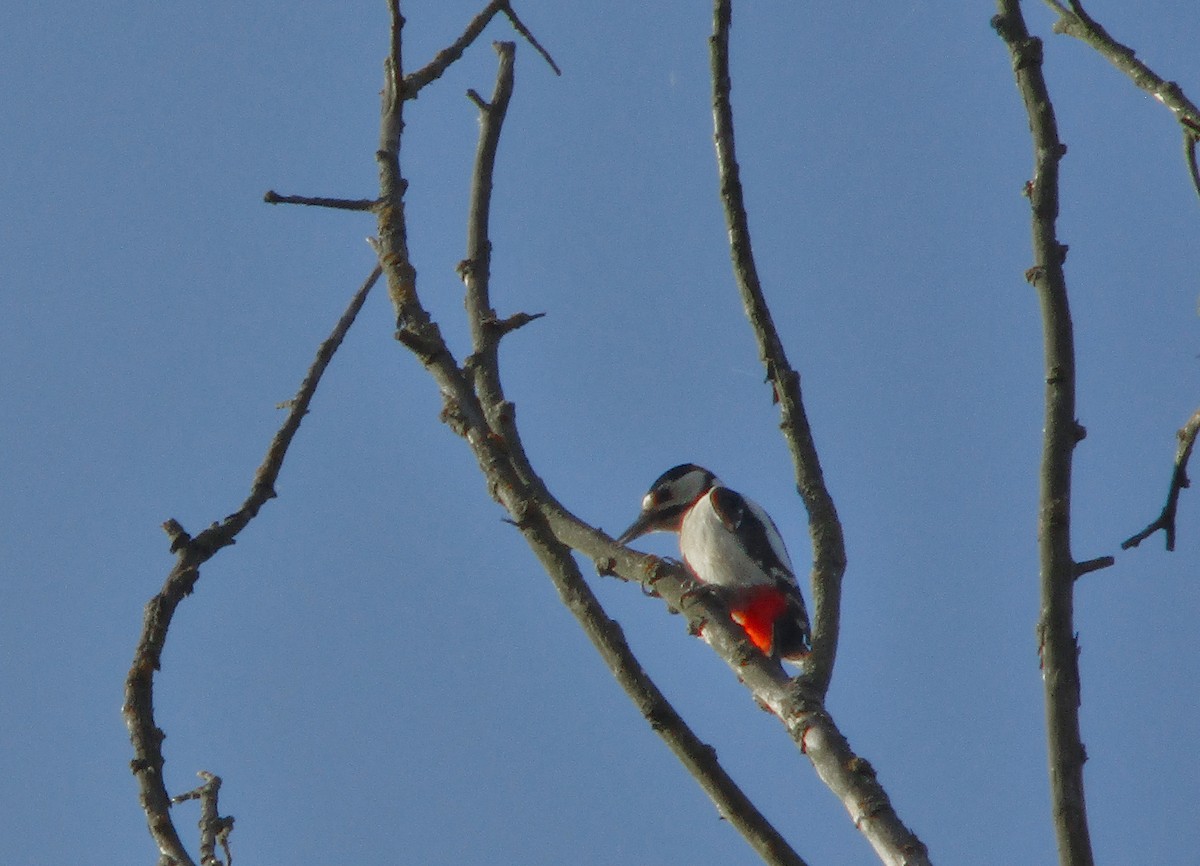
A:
[3,2,1198,864]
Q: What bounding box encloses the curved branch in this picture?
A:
[700,4,928,863]
[123,266,380,864]
[708,0,846,698]
[1123,406,1200,551]
[1042,0,1200,203]
[993,6,1096,866]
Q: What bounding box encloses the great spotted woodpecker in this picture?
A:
[617,464,811,663]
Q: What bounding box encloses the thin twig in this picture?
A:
[1042,0,1200,203]
[263,191,377,211]
[172,772,233,866]
[499,4,560,76]
[123,266,380,865]
[405,0,507,96]
[404,0,559,98]
[1073,556,1115,579]
[993,6,1096,866]
[1123,407,1200,551]
[1185,133,1200,206]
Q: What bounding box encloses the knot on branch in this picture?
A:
[456,257,482,283]
[1013,36,1044,71]
[439,396,471,437]
[642,699,676,732]
[847,755,878,781]
[162,519,192,553]
[395,326,446,363]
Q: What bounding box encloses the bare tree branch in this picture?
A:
[404,0,559,99]
[1042,0,1200,203]
[1185,132,1200,205]
[993,6,1096,865]
[1123,406,1200,551]
[263,190,377,211]
[528,519,810,866]
[122,266,380,865]
[495,4,560,77]
[1073,555,1115,579]
[171,772,234,866]
[377,1,426,332]
[708,0,846,699]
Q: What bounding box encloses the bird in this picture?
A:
[616,464,810,663]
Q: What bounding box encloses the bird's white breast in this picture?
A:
[679,490,795,589]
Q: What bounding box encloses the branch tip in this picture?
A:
[1073,556,1115,579]
[501,6,561,76]
[262,191,377,211]
[466,88,488,110]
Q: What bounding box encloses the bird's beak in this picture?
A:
[616,511,655,546]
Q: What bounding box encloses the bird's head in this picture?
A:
[616,463,720,544]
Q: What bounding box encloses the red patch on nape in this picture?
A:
[728,586,788,655]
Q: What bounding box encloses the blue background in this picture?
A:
[2,2,1198,863]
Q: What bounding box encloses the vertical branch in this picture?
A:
[462,41,516,376]
[377,0,425,331]
[992,6,1095,866]
[708,0,846,697]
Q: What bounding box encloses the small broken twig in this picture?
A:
[1123,407,1200,551]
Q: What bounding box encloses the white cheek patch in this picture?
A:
[641,493,655,511]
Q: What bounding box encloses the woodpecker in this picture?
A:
[616,464,811,662]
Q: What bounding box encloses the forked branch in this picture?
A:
[404,0,559,98]
[1123,407,1200,551]
[123,266,380,865]
[1042,0,1200,203]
